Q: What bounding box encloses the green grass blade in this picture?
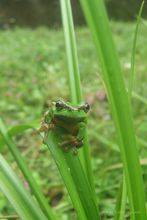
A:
[115,174,127,220]
[0,119,56,220]
[133,91,147,105]
[128,0,145,98]
[79,0,147,219]
[7,122,38,136]
[46,129,100,220]
[60,0,82,104]
[0,122,38,151]
[116,3,145,219]
[60,0,96,203]
[0,154,47,220]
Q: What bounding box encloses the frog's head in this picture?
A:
[53,100,90,122]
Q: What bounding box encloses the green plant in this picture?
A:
[0,0,147,220]
[0,119,55,220]
[0,154,48,220]
[79,0,146,219]
[59,0,96,202]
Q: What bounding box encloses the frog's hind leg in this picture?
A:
[59,135,74,146]
[63,146,71,153]
[59,135,83,154]
[58,140,71,153]
[73,147,78,155]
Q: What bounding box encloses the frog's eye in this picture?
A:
[82,102,90,113]
[55,100,65,110]
[78,102,90,113]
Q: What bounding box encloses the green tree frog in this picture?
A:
[38,100,90,154]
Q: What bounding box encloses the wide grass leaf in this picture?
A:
[79,0,147,219]
[46,128,100,220]
[0,154,47,220]
[0,119,56,220]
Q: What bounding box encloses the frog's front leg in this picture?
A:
[43,123,55,143]
[38,109,55,143]
[38,123,55,143]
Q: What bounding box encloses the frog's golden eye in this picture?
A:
[83,102,90,112]
[55,100,65,110]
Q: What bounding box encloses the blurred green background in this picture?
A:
[0,0,147,28]
[0,1,147,219]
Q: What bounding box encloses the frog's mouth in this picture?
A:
[55,115,85,122]
[54,110,86,122]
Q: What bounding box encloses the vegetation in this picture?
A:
[0,1,147,219]
[0,0,145,28]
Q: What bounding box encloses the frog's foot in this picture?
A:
[59,136,77,148]
[34,124,48,137]
[37,123,55,144]
[63,146,70,153]
[73,147,78,155]
[38,123,55,133]
[58,141,71,152]
[40,111,49,124]
[59,136,83,154]
[75,139,83,149]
